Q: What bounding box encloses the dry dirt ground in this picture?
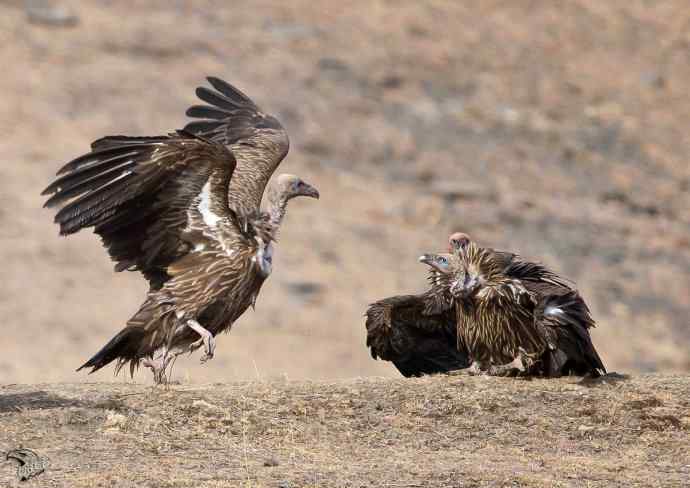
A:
[0,1,689,384]
[0,375,688,487]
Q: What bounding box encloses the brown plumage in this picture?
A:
[365,254,469,377]
[448,232,571,290]
[441,240,606,377]
[184,77,291,216]
[42,78,318,382]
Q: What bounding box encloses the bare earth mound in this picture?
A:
[1,375,688,487]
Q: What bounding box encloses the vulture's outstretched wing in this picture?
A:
[184,77,290,215]
[535,290,606,377]
[365,294,469,377]
[42,131,240,289]
[486,249,519,272]
[504,258,574,293]
[482,247,574,293]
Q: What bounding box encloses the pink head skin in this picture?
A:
[448,232,471,253]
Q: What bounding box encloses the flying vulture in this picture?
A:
[42,78,319,382]
[435,239,606,377]
[365,253,469,377]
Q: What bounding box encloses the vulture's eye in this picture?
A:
[438,256,448,265]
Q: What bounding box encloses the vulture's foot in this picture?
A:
[186,319,215,363]
[486,356,526,377]
[142,354,172,385]
[487,351,542,377]
[447,361,486,376]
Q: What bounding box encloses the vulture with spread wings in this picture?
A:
[434,236,606,378]
[42,78,318,382]
[365,253,470,377]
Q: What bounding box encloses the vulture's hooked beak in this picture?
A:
[303,184,319,200]
[418,253,451,274]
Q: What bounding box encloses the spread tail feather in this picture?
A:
[77,327,146,375]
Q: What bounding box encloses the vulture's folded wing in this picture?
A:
[184,77,290,215]
[534,290,606,376]
[42,131,238,288]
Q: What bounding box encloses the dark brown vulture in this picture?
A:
[436,240,606,377]
[42,78,318,382]
[365,254,469,377]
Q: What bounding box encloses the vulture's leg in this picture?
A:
[486,357,524,377]
[487,349,536,377]
[186,319,215,363]
[447,361,487,376]
[142,349,173,384]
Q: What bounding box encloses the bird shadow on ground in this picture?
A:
[0,391,84,413]
[578,371,631,388]
[0,390,126,413]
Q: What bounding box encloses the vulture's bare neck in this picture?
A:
[265,186,290,229]
[228,138,286,216]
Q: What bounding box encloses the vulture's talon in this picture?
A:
[186,319,215,363]
[201,335,216,362]
[189,338,203,354]
[486,356,525,377]
[446,369,471,377]
[447,361,485,376]
[142,354,171,385]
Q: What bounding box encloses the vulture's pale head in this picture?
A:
[448,232,471,253]
[274,173,320,201]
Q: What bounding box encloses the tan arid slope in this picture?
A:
[0,375,689,487]
[0,1,689,384]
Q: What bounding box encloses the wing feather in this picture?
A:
[42,131,240,288]
[183,77,290,215]
[365,294,468,377]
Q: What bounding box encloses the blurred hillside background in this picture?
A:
[1,0,688,384]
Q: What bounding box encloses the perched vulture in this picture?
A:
[42,78,318,382]
[437,240,606,377]
[365,254,469,377]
